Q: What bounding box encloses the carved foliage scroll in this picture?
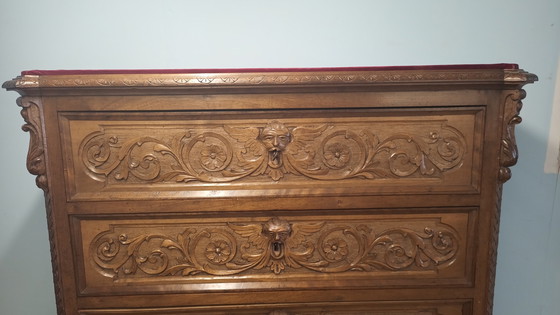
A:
[499,89,526,182]
[90,217,459,279]
[79,120,467,184]
[17,97,48,191]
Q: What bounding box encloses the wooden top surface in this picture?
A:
[19,64,519,76]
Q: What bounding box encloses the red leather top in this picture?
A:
[21,64,519,76]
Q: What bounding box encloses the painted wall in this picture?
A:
[1,1,558,314]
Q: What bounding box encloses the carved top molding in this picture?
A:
[3,66,537,95]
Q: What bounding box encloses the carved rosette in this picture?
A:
[79,120,466,184]
[498,89,526,182]
[17,97,48,191]
[90,218,459,279]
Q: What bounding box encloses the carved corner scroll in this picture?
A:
[79,120,467,185]
[90,217,459,279]
[17,97,48,191]
[499,89,526,182]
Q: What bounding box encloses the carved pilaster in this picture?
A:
[484,184,503,315]
[16,98,64,314]
[17,97,48,191]
[486,88,527,314]
[44,193,65,315]
[498,89,526,182]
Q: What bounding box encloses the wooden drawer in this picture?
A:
[78,300,473,314]
[74,209,475,296]
[61,108,483,201]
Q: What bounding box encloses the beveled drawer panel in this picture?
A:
[75,209,474,295]
[78,300,472,314]
[61,108,483,201]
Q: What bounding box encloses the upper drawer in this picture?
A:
[60,108,483,201]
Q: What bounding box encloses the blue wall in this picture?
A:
[1,1,558,314]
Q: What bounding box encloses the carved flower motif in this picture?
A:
[324,143,351,169]
[200,144,227,170]
[205,240,231,264]
[323,238,349,261]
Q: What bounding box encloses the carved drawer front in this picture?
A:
[78,300,472,314]
[76,210,474,295]
[61,108,483,201]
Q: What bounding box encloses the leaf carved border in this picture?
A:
[78,119,468,185]
[3,69,537,90]
[88,216,461,280]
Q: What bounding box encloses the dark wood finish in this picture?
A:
[3,66,537,315]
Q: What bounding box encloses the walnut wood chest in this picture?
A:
[3,65,537,314]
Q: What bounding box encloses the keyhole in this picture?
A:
[273,242,281,252]
[272,150,280,162]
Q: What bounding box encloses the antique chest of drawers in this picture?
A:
[3,65,536,314]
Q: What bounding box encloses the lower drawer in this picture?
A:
[78,300,472,314]
[74,208,475,296]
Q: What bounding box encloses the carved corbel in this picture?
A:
[17,97,48,191]
[498,89,526,182]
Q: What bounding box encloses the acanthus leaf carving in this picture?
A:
[17,97,48,191]
[90,217,460,279]
[499,89,526,182]
[80,120,467,185]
